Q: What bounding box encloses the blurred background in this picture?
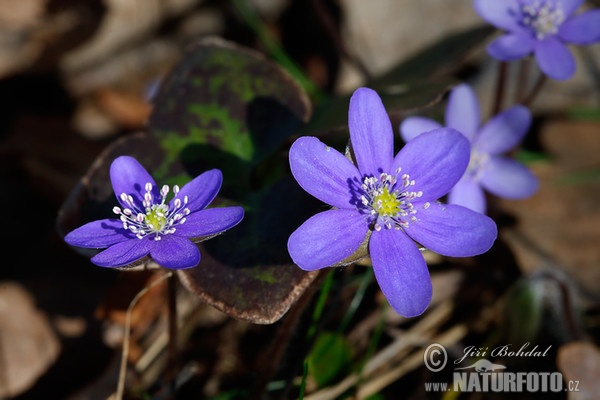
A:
[1,0,599,399]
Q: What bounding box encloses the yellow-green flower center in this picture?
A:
[521,1,565,40]
[145,204,169,232]
[358,171,424,231]
[373,187,401,216]
[114,182,191,240]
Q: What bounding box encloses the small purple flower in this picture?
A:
[401,83,539,215]
[287,87,497,317]
[474,0,600,80]
[64,156,244,269]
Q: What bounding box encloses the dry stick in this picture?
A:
[166,272,178,392]
[303,300,456,400]
[357,324,467,399]
[113,271,173,400]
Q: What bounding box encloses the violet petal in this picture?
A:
[64,219,134,248]
[289,136,361,209]
[473,0,523,32]
[287,209,368,271]
[475,105,531,154]
[534,37,575,80]
[369,229,432,317]
[559,9,600,45]
[488,33,535,61]
[175,206,244,238]
[399,117,442,143]
[445,83,481,141]
[91,238,156,267]
[480,156,539,199]
[392,128,470,202]
[404,202,497,257]
[348,87,394,177]
[150,236,201,269]
[447,177,488,214]
[110,156,158,208]
[174,169,222,212]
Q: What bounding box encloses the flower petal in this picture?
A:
[487,33,535,61]
[475,105,531,154]
[559,9,600,45]
[91,238,156,267]
[110,156,158,208]
[473,0,523,32]
[560,0,585,18]
[150,236,201,269]
[480,157,539,199]
[369,229,432,317]
[289,136,360,209]
[392,128,470,202]
[399,117,442,142]
[174,169,222,212]
[175,206,244,238]
[447,177,488,214]
[64,219,134,248]
[348,87,394,177]
[534,37,575,80]
[288,209,368,271]
[404,202,497,257]
[445,83,481,141]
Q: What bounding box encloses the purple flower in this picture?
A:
[474,0,600,80]
[287,87,497,317]
[64,156,244,269]
[401,83,538,215]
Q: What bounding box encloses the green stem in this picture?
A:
[231,0,323,102]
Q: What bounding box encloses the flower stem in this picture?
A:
[521,72,547,108]
[491,61,508,116]
[166,272,178,392]
[516,58,531,104]
[115,271,173,400]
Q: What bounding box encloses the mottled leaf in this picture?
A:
[57,37,321,323]
[146,37,320,324]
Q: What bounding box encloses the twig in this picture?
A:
[111,271,173,400]
[303,300,457,400]
[166,272,178,392]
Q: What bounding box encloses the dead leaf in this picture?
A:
[0,281,60,398]
[557,341,600,400]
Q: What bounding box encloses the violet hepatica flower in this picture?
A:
[64,156,244,269]
[287,87,497,317]
[401,83,539,215]
[474,0,600,80]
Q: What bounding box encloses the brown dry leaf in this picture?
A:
[0,281,60,398]
[0,0,47,77]
[60,0,196,74]
[499,119,600,304]
[557,341,600,400]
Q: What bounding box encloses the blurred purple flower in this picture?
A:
[474,0,600,80]
[65,156,244,269]
[400,83,539,214]
[287,87,497,317]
